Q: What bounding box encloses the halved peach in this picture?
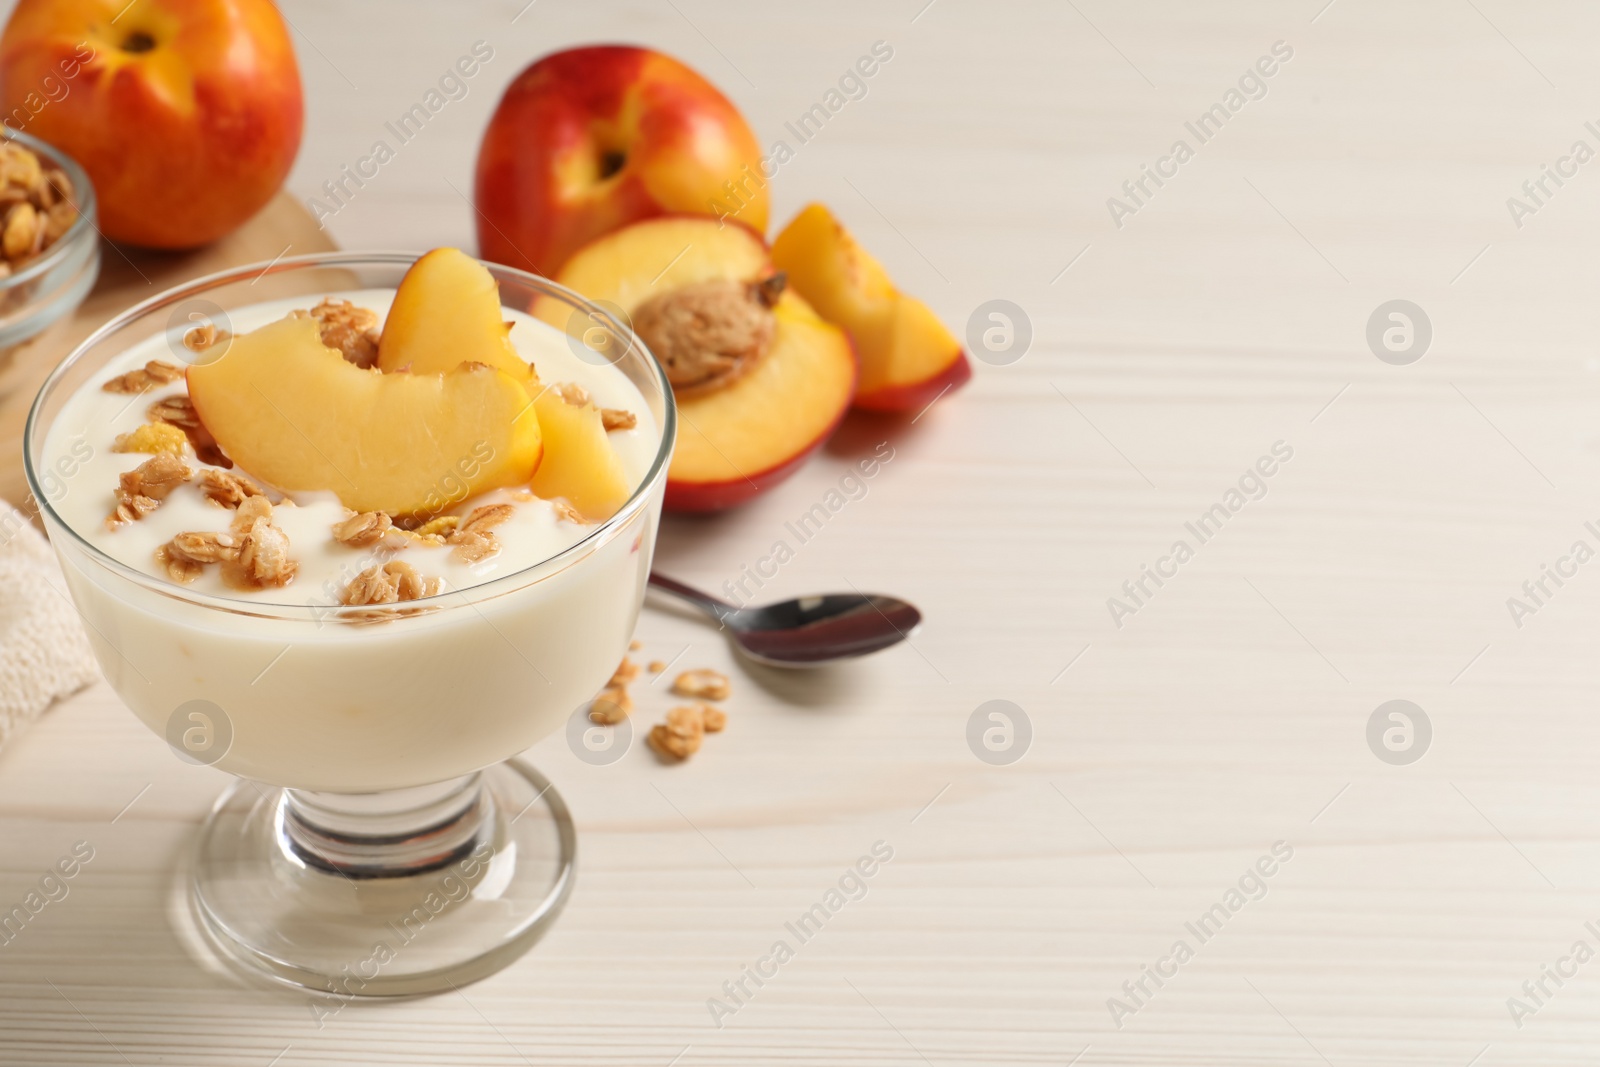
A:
[528,385,632,520]
[189,316,542,517]
[771,203,970,412]
[544,215,855,511]
[377,247,533,383]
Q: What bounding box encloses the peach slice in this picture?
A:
[189,316,542,517]
[544,215,855,512]
[376,247,533,383]
[771,203,971,413]
[528,384,632,520]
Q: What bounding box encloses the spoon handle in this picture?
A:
[647,572,737,622]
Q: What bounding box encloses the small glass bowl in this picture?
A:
[0,129,98,348]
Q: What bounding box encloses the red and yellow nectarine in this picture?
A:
[0,0,304,249]
[474,46,767,277]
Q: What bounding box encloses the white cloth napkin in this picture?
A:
[0,501,98,747]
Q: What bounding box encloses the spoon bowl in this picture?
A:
[648,573,922,667]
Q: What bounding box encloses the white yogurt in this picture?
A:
[47,289,658,602]
[40,288,667,792]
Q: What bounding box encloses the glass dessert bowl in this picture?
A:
[23,251,673,995]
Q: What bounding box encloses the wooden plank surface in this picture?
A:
[5,1,1600,1064]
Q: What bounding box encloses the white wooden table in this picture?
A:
[8,0,1600,1062]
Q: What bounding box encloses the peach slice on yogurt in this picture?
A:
[376,247,535,384]
[188,315,542,518]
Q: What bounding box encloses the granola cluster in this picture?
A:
[0,141,78,273]
[332,510,411,550]
[600,408,636,431]
[292,298,381,368]
[648,701,727,761]
[447,503,513,563]
[648,669,732,760]
[319,497,563,618]
[183,323,230,353]
[101,360,184,396]
[154,496,298,589]
[197,468,264,508]
[108,446,298,590]
[109,453,190,528]
[340,559,440,607]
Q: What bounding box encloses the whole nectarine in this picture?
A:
[474,46,768,277]
[0,0,303,249]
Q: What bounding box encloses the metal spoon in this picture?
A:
[647,572,922,667]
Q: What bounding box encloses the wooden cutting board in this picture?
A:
[0,192,336,507]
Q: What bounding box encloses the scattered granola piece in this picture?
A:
[700,704,727,733]
[154,530,241,583]
[229,501,296,588]
[600,408,637,432]
[341,564,400,606]
[647,704,706,761]
[107,453,192,528]
[447,503,514,563]
[292,299,382,368]
[154,544,202,584]
[231,495,273,530]
[549,382,590,406]
[609,657,640,687]
[112,421,189,456]
[459,503,514,533]
[413,514,461,538]
[629,639,642,651]
[332,510,394,548]
[183,323,230,353]
[550,499,587,525]
[383,559,437,601]
[671,668,730,702]
[450,535,498,564]
[340,559,440,607]
[588,685,634,725]
[648,660,667,674]
[102,360,186,395]
[197,468,264,508]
